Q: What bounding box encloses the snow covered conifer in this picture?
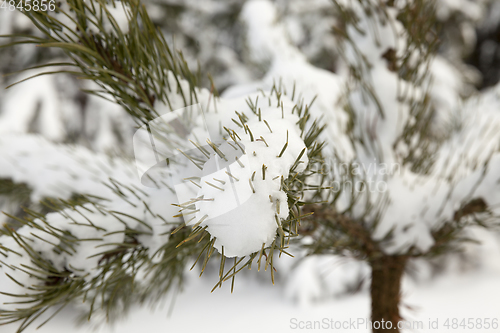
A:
[0,0,324,329]
[1,1,500,333]
[300,1,500,332]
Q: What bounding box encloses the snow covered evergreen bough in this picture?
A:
[0,0,324,330]
[1,1,500,333]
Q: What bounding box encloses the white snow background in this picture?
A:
[1,0,500,332]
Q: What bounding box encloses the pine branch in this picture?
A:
[0,51,326,333]
[1,0,199,124]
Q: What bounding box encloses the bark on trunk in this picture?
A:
[369,255,407,333]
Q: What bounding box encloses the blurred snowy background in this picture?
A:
[1,0,500,332]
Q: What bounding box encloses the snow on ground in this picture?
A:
[2,1,500,332]
[3,248,499,333]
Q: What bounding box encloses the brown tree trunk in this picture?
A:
[369,255,407,333]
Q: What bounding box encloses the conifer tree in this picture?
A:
[1,1,499,333]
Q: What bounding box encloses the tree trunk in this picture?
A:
[369,255,407,333]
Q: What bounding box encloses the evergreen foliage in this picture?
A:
[1,1,500,333]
